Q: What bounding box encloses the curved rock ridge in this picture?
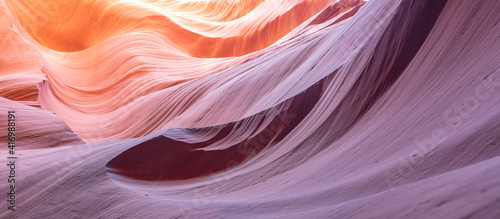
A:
[0,97,84,149]
[0,8,44,107]
[1,0,367,142]
[1,0,500,218]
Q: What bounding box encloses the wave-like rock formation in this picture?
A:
[1,0,500,218]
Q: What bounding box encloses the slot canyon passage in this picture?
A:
[1,0,500,218]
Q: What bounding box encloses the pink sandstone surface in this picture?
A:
[0,0,500,218]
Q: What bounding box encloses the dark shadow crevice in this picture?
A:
[106,77,325,181]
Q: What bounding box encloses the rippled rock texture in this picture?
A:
[1,0,500,218]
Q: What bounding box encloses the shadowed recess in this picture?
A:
[105,78,324,180]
